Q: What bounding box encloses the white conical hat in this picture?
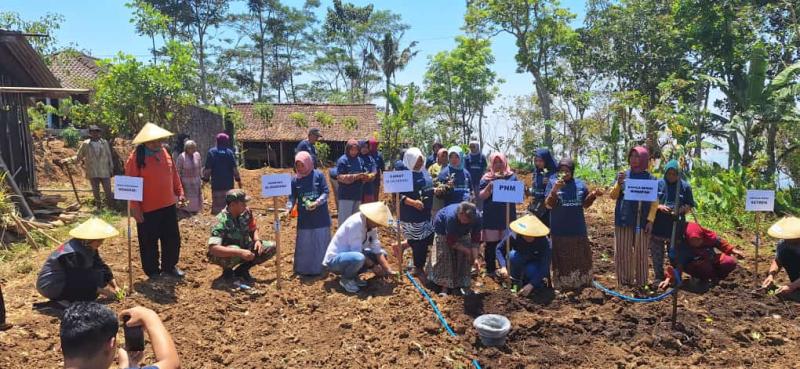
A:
[510,214,550,238]
[69,217,120,240]
[768,217,800,240]
[359,201,393,227]
[132,122,173,144]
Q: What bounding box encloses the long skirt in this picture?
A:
[614,226,650,287]
[337,199,361,223]
[294,227,331,276]
[551,235,592,290]
[180,175,203,214]
[211,190,228,215]
[427,233,474,289]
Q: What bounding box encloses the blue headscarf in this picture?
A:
[535,148,556,174]
[447,146,464,171]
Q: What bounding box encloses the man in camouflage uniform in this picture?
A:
[207,189,276,284]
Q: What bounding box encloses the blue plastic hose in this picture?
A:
[592,267,682,303]
[404,271,482,369]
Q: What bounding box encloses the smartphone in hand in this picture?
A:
[123,316,145,352]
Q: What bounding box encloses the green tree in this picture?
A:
[0,11,64,57]
[367,32,418,114]
[465,0,576,148]
[92,40,197,135]
[127,0,171,64]
[423,36,499,146]
[144,0,230,104]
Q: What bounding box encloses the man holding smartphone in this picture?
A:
[60,302,179,369]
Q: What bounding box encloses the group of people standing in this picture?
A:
[24,122,800,308]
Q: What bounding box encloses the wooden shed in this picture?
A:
[233,103,380,168]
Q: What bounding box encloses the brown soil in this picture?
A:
[1,167,798,368]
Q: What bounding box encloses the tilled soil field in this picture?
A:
[2,167,799,368]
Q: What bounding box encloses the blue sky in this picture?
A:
[3,0,588,144]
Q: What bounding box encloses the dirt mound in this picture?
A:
[1,167,798,368]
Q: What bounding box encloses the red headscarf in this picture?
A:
[684,223,718,247]
[368,138,379,155]
[628,146,649,173]
[295,151,313,179]
[482,152,513,181]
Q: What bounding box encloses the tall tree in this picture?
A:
[465,0,576,148]
[423,36,499,146]
[367,32,418,113]
[145,0,230,104]
[0,11,64,57]
[127,1,171,64]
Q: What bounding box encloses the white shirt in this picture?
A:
[323,212,383,266]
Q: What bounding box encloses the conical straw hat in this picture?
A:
[510,214,549,238]
[69,217,120,240]
[359,202,393,227]
[768,217,800,240]
[132,122,173,144]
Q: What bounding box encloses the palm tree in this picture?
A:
[367,32,418,114]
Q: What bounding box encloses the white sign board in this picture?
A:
[383,170,413,193]
[261,174,292,197]
[624,179,659,202]
[746,190,775,212]
[113,176,143,201]
[492,180,524,203]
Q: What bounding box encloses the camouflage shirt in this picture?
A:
[208,207,257,249]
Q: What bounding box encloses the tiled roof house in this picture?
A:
[232,103,380,168]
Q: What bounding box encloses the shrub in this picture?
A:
[60,126,81,148]
[314,111,334,128]
[315,142,331,166]
[289,112,308,128]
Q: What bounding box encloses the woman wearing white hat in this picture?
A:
[36,218,121,302]
[762,217,800,297]
[496,215,552,297]
[124,123,186,279]
[322,202,396,293]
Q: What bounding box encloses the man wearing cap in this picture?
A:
[496,215,552,297]
[36,218,120,302]
[204,133,241,215]
[322,202,395,293]
[296,128,322,167]
[208,189,277,284]
[74,125,115,208]
[762,217,800,298]
[125,123,186,279]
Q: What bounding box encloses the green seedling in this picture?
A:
[600,252,610,262]
[115,287,128,301]
[704,317,714,323]
[750,331,763,341]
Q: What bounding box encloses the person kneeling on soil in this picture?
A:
[496,215,552,297]
[761,217,800,298]
[208,189,276,285]
[60,302,179,369]
[36,218,121,303]
[323,202,396,293]
[660,222,745,289]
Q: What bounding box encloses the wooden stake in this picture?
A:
[755,212,761,286]
[127,202,133,291]
[505,202,511,279]
[395,193,402,274]
[59,161,82,206]
[273,196,282,289]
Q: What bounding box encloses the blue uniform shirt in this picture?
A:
[204,147,238,191]
[437,166,472,207]
[336,154,364,201]
[546,178,589,236]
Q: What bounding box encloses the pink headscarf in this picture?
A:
[482,152,513,181]
[628,146,650,173]
[294,151,314,178]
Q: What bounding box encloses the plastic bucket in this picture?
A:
[473,314,511,346]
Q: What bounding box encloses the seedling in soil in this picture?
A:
[751,331,763,341]
[600,252,610,262]
[704,317,714,323]
[115,287,127,301]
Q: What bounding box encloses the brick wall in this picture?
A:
[172,106,225,162]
